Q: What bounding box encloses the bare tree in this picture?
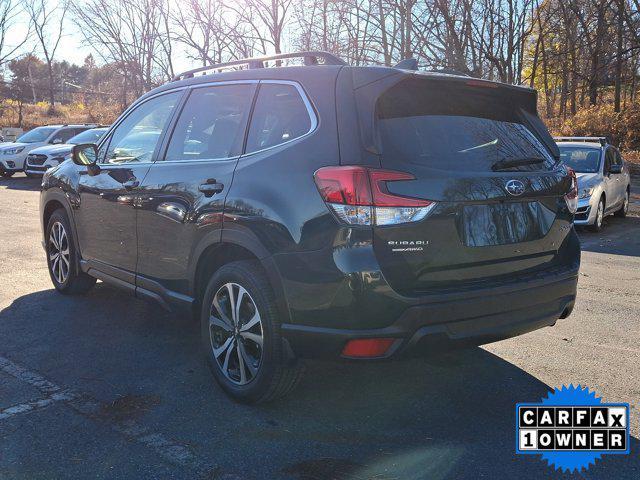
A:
[22,0,68,111]
[72,0,173,104]
[226,0,293,56]
[0,0,30,67]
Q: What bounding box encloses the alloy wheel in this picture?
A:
[49,221,70,284]
[596,201,604,229]
[209,282,263,385]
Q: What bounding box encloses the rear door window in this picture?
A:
[51,128,78,144]
[245,83,312,153]
[376,79,555,172]
[165,84,254,161]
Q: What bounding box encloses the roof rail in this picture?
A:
[554,136,608,146]
[172,51,347,82]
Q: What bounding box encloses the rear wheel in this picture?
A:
[201,260,303,403]
[588,197,605,232]
[615,189,629,218]
[46,209,96,294]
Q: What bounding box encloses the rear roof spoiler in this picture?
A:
[554,136,608,146]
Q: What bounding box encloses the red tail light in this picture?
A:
[314,166,436,225]
[565,168,578,214]
[314,166,372,205]
[342,338,396,358]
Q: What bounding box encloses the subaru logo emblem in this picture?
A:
[505,179,525,196]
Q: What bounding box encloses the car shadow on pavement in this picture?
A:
[577,215,640,257]
[0,174,42,191]
[0,285,638,480]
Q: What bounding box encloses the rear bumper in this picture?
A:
[281,268,578,359]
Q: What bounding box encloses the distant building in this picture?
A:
[0,128,24,142]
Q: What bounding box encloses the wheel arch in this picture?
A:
[41,192,85,276]
[41,191,79,251]
[43,199,67,231]
[190,230,291,324]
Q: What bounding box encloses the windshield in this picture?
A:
[16,127,57,144]
[559,146,601,173]
[376,80,555,172]
[68,128,108,145]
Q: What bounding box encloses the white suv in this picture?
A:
[0,124,96,178]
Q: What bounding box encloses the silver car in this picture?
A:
[556,137,631,231]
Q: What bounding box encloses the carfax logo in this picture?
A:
[516,384,630,473]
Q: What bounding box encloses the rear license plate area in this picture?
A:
[460,202,555,247]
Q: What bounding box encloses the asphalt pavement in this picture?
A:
[0,174,639,479]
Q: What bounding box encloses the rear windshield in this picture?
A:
[558,146,601,173]
[376,79,555,172]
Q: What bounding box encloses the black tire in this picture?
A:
[46,209,96,294]
[201,260,303,404]
[0,171,14,178]
[588,197,605,232]
[615,189,630,218]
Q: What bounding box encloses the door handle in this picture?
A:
[199,179,224,197]
[123,178,139,190]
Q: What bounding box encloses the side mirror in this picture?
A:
[609,164,622,174]
[72,143,98,166]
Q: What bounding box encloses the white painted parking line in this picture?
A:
[0,355,61,395]
[0,390,76,420]
[0,355,214,474]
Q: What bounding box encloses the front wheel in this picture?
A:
[201,260,303,403]
[46,209,96,294]
[0,170,14,178]
[588,197,605,232]
[615,189,629,218]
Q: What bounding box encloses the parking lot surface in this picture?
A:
[1,174,639,479]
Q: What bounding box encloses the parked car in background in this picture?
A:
[556,137,631,232]
[40,51,580,403]
[0,124,98,178]
[24,127,110,177]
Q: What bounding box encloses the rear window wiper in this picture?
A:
[491,156,546,171]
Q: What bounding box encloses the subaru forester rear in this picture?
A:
[281,67,580,363]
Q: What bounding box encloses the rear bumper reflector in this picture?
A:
[341,338,396,358]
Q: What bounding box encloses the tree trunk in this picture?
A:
[47,61,56,113]
[614,0,624,112]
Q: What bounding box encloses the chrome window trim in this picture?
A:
[157,79,317,164]
[92,79,317,167]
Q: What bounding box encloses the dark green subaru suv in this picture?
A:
[40,52,580,403]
